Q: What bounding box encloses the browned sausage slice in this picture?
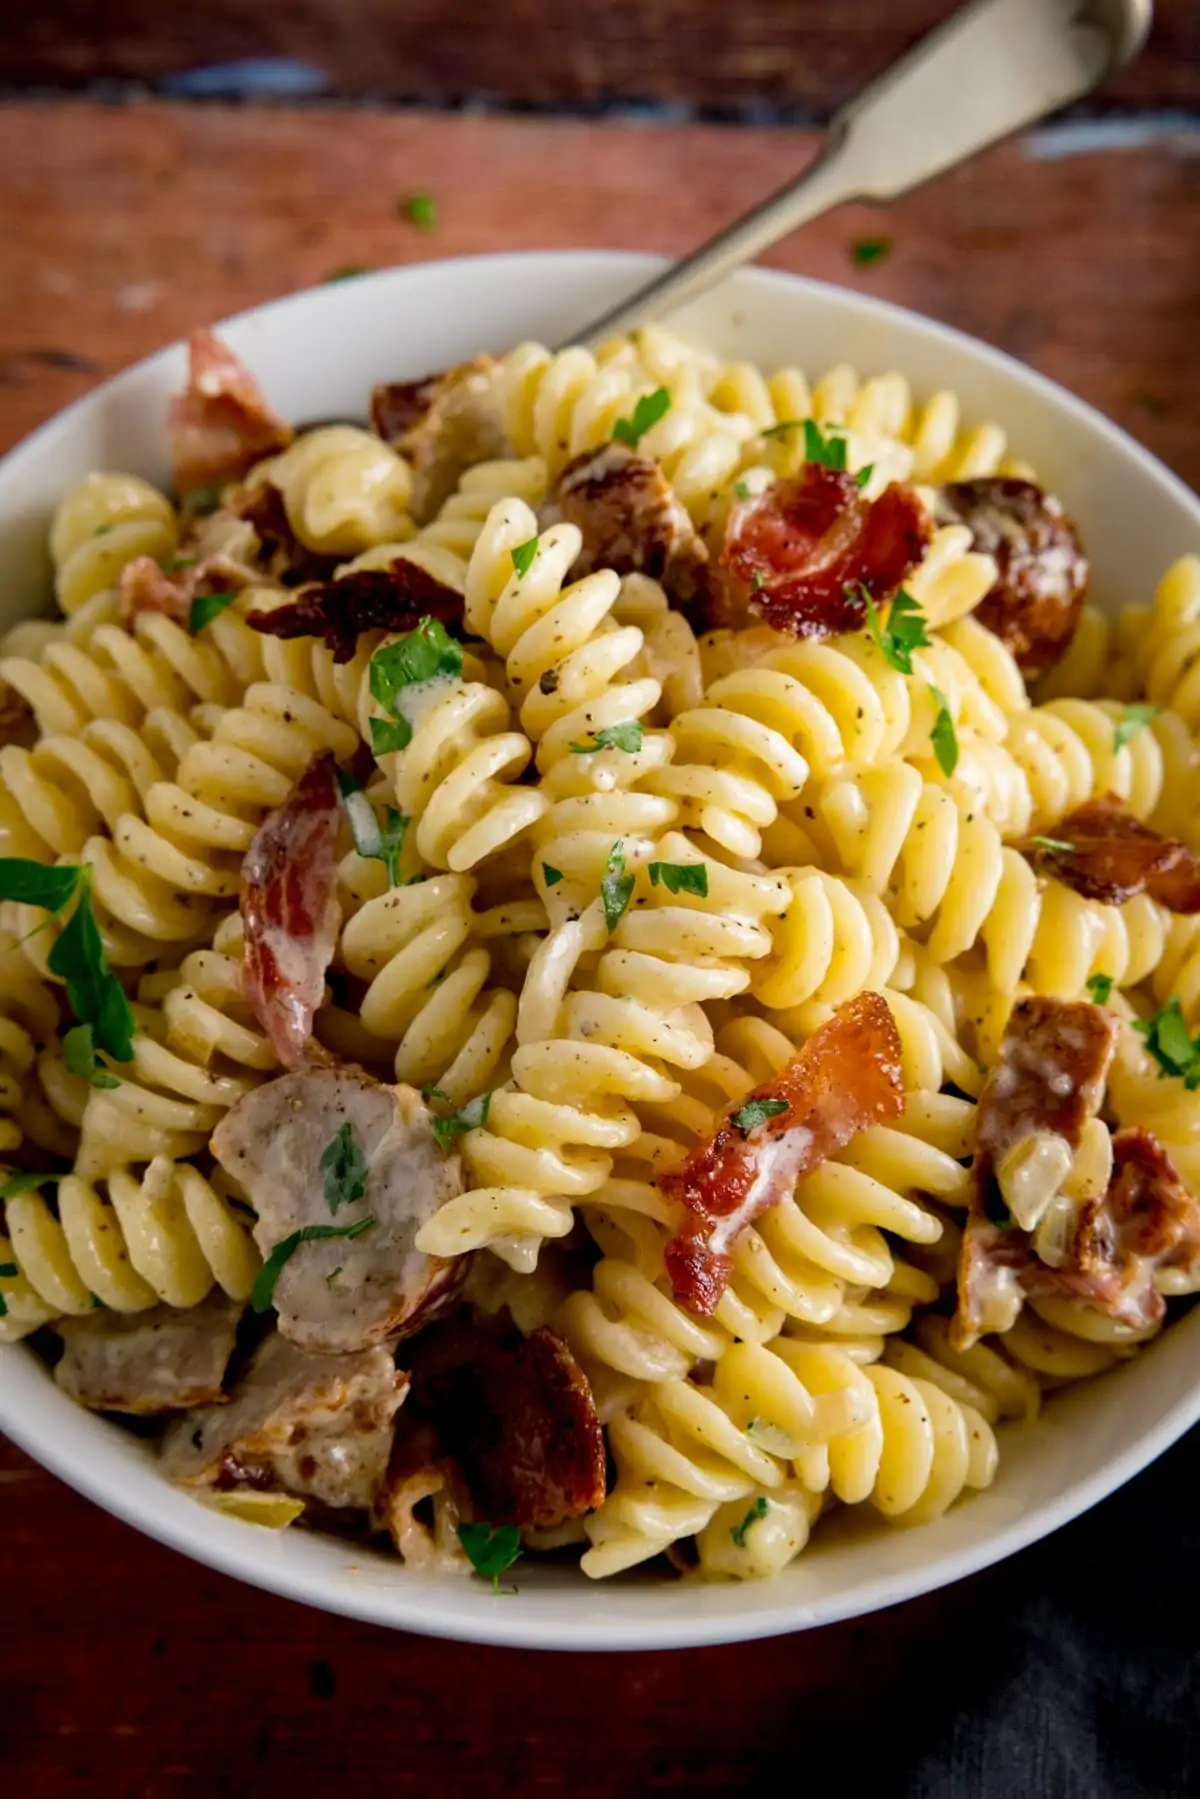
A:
[54,1293,243,1416]
[212,1066,468,1354]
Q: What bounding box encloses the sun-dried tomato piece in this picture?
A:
[426,1326,606,1529]
[663,992,905,1315]
[168,328,293,496]
[934,477,1088,678]
[240,750,342,1069]
[706,465,931,638]
[1022,797,1200,913]
[542,442,709,604]
[247,559,464,662]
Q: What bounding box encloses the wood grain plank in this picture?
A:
[1,0,1198,112]
[0,104,1195,488]
[0,1430,985,1797]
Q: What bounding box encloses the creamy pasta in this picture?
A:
[2,322,1199,1589]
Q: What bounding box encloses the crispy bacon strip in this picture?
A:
[706,465,931,637]
[240,750,342,1069]
[370,355,506,522]
[247,559,463,662]
[541,443,709,605]
[117,552,244,628]
[663,993,905,1315]
[1021,797,1200,913]
[952,995,1118,1348]
[934,478,1088,677]
[425,1326,606,1529]
[168,328,293,495]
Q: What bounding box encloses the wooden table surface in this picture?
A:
[1,77,1198,1799]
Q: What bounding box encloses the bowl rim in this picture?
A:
[2,247,1199,1652]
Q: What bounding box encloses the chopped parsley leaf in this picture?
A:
[252,1217,377,1313]
[1113,703,1158,753]
[3,863,139,1065]
[368,617,464,754]
[457,1520,522,1592]
[323,265,372,283]
[510,536,539,579]
[1134,998,1200,1090]
[854,464,874,488]
[319,1121,369,1214]
[1086,972,1115,1006]
[927,684,959,777]
[569,721,644,756]
[62,1022,120,1089]
[850,236,892,267]
[862,587,930,675]
[430,1091,492,1153]
[730,1495,769,1547]
[0,1173,62,1202]
[802,418,848,470]
[648,861,708,898]
[401,193,437,232]
[600,840,635,934]
[732,1097,789,1134]
[189,590,238,634]
[1030,836,1075,854]
[542,864,565,888]
[733,480,751,500]
[182,483,223,515]
[612,387,671,448]
[336,767,408,887]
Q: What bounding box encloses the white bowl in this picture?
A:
[1,251,1198,1651]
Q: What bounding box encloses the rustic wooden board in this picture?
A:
[0,104,1197,488]
[3,0,1198,111]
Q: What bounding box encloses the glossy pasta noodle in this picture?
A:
[2,321,1199,1591]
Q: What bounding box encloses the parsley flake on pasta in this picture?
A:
[730,1496,769,1547]
[611,387,670,448]
[569,722,644,755]
[600,841,635,933]
[648,861,708,897]
[457,1521,522,1591]
[862,587,930,674]
[1113,702,1158,752]
[927,684,960,775]
[320,1122,369,1213]
[1135,999,1200,1089]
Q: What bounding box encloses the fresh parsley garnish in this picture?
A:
[510,536,539,579]
[1030,835,1075,854]
[542,864,564,888]
[0,861,135,1065]
[1113,703,1158,753]
[0,861,83,913]
[803,418,848,470]
[319,1122,369,1214]
[733,480,751,500]
[855,464,874,488]
[251,1217,377,1313]
[648,861,708,898]
[62,1023,119,1089]
[862,587,930,675]
[0,1173,62,1201]
[429,1091,492,1153]
[1086,972,1115,1006]
[612,387,671,448]
[1134,998,1200,1090]
[569,721,644,756]
[600,841,635,934]
[750,569,765,592]
[324,265,372,283]
[336,767,408,887]
[850,236,892,267]
[457,1520,522,1592]
[927,685,959,777]
[730,1496,769,1547]
[0,1261,17,1276]
[732,1097,789,1135]
[401,193,437,232]
[368,617,464,755]
[189,590,238,634]
[761,419,802,439]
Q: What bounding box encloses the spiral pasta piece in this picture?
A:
[48,472,179,616]
[250,426,414,555]
[0,1154,258,1338]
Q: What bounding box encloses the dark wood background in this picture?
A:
[1,6,1198,1794]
